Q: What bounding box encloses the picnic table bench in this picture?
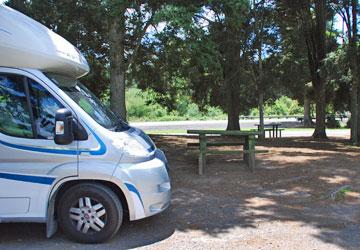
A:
[187,130,266,175]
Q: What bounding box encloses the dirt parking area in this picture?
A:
[1,136,360,249]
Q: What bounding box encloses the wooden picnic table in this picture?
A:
[256,123,283,138]
[187,130,263,175]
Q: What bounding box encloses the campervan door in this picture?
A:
[0,68,78,218]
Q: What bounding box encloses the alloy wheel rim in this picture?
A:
[69,197,107,234]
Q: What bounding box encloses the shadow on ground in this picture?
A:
[0,136,359,249]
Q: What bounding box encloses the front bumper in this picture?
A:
[113,151,171,220]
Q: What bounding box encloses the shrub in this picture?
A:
[250,96,304,117]
[126,88,168,120]
[100,87,226,121]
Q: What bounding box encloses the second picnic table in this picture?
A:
[187,130,264,175]
[256,123,283,138]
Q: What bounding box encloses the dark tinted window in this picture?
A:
[28,79,64,139]
[0,74,33,138]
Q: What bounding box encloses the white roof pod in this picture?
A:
[0,5,89,78]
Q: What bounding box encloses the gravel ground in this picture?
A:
[282,129,350,138]
[1,136,359,250]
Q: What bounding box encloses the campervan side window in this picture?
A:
[28,79,64,139]
[0,74,33,138]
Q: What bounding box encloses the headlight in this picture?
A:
[123,137,151,158]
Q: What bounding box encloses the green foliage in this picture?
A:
[323,48,352,113]
[101,87,226,121]
[6,0,358,130]
[126,88,168,120]
[250,96,304,116]
[334,186,352,201]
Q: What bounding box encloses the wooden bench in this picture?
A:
[187,130,267,175]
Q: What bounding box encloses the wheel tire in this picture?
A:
[57,183,123,243]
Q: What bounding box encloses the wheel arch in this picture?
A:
[46,179,130,238]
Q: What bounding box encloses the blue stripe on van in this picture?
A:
[125,183,144,207]
[0,139,79,155]
[0,125,106,156]
[0,172,55,185]
[85,125,107,155]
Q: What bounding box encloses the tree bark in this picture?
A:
[357,87,360,144]
[258,48,265,138]
[352,83,359,144]
[225,56,241,131]
[303,91,312,127]
[223,7,241,131]
[225,62,241,131]
[350,0,359,144]
[350,62,358,144]
[311,0,327,139]
[253,0,265,138]
[109,7,127,121]
[226,100,241,130]
[259,92,265,137]
[313,82,327,138]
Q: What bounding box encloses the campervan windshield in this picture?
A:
[47,73,128,131]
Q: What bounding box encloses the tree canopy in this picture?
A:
[6,0,360,142]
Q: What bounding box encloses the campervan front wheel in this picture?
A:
[57,183,123,243]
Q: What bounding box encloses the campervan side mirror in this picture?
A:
[54,108,74,145]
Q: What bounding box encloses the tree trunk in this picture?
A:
[109,7,127,121]
[259,92,265,137]
[350,0,359,144]
[258,30,265,138]
[225,70,241,131]
[303,92,312,127]
[350,83,358,144]
[311,0,327,139]
[253,0,265,138]
[313,82,327,138]
[226,104,240,130]
[223,9,241,131]
[226,77,241,130]
[357,87,360,144]
[258,63,265,137]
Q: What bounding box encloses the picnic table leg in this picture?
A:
[243,137,249,162]
[247,135,256,172]
[198,134,207,175]
[272,126,275,138]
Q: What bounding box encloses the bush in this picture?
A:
[126,88,168,120]
[250,96,304,117]
[101,87,226,121]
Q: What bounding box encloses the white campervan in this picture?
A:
[0,5,171,243]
